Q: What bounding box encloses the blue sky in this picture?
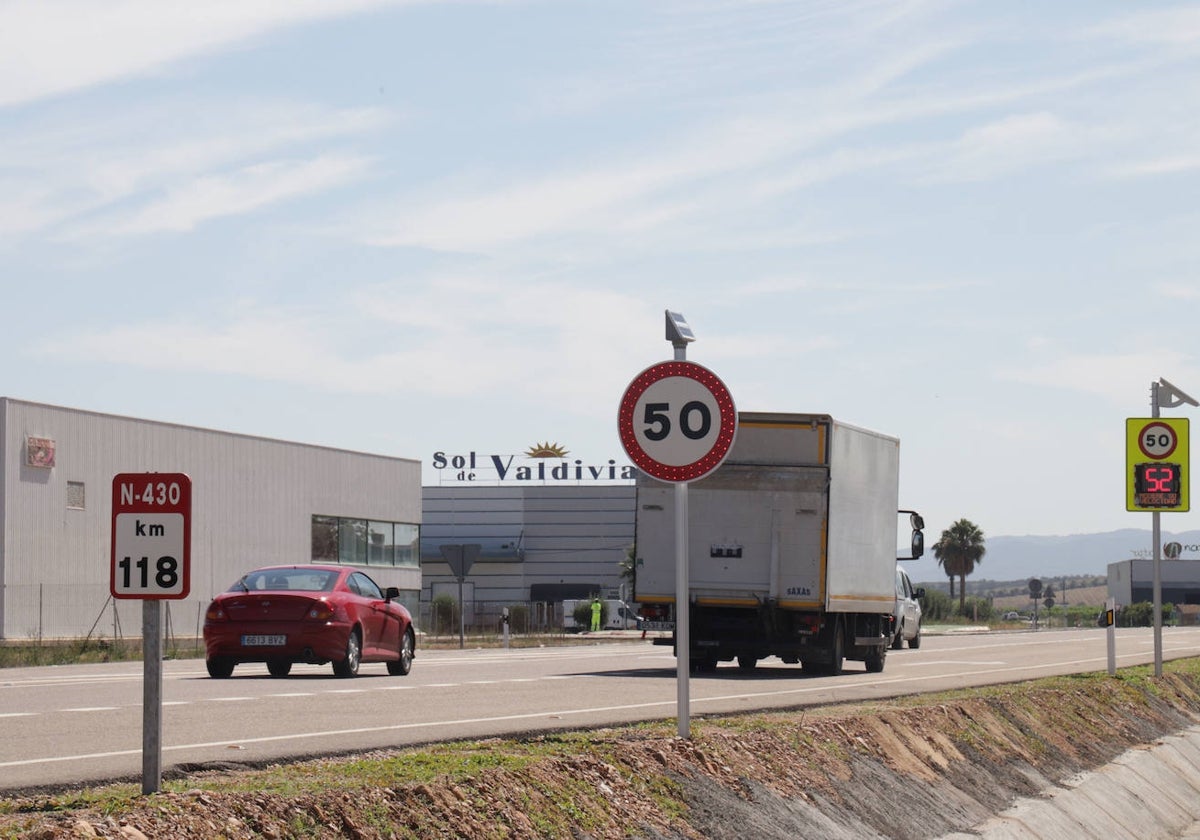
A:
[3,1,1199,542]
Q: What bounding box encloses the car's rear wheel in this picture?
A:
[387,627,415,676]
[333,628,362,678]
[267,660,292,678]
[206,658,235,679]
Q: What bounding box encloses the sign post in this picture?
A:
[1127,378,1197,677]
[111,472,191,794]
[617,311,736,738]
[439,544,480,649]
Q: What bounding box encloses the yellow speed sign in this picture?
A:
[1126,417,1189,512]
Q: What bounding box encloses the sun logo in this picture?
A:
[525,441,569,458]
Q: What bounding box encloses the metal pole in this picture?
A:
[675,481,690,739]
[1152,382,1163,677]
[458,578,465,650]
[673,337,691,739]
[142,600,163,795]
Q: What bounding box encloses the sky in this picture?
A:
[3,0,1200,543]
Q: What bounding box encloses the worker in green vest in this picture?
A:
[590,597,602,632]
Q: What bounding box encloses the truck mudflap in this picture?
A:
[672,603,890,675]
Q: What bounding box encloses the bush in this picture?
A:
[432,594,459,635]
[505,604,530,633]
[1117,601,1174,627]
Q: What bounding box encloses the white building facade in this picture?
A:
[0,398,422,641]
[420,485,636,605]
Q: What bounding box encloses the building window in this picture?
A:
[368,521,394,566]
[394,523,419,567]
[312,515,419,568]
[312,515,338,563]
[67,481,85,510]
[339,519,367,565]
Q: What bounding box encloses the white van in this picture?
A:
[563,599,640,631]
[891,566,924,649]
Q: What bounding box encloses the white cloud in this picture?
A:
[30,282,668,413]
[106,155,372,234]
[1158,284,1200,300]
[924,112,1079,183]
[1085,8,1200,48]
[0,104,389,239]
[0,0,403,109]
[996,351,1200,404]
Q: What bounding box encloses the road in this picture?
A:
[3,626,1200,792]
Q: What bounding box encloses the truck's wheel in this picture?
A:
[737,654,757,671]
[865,644,886,673]
[692,654,718,672]
[830,621,845,675]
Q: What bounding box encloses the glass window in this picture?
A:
[394,523,420,568]
[312,515,338,563]
[339,519,367,566]
[368,521,394,566]
[350,572,384,599]
[313,515,417,567]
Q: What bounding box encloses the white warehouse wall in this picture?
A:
[0,398,421,641]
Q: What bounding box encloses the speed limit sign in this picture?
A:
[617,360,737,482]
[1126,417,1189,511]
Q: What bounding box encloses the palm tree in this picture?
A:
[932,519,986,613]
[618,544,636,589]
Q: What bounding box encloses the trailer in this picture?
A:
[634,412,923,674]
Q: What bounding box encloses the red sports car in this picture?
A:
[203,564,415,679]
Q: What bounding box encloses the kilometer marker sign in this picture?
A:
[111,473,192,599]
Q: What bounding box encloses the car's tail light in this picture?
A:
[205,603,226,621]
[306,600,336,621]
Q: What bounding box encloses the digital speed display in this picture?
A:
[1133,462,1182,509]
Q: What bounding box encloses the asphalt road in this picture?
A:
[4,626,1200,792]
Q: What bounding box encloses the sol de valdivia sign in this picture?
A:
[433,442,636,483]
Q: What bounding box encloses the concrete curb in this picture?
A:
[939,726,1200,839]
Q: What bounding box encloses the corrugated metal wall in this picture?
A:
[421,485,635,603]
[1,398,421,640]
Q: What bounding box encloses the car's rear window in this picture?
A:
[233,570,337,592]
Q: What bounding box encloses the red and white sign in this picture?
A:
[1138,421,1179,459]
[110,473,191,600]
[617,360,737,482]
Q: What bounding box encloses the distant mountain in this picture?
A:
[906,529,1200,586]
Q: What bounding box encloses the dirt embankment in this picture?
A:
[4,664,1200,839]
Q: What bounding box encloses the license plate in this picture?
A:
[241,634,286,646]
[640,621,674,631]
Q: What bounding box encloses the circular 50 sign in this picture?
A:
[617,360,737,483]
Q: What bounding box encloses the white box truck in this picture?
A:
[634,412,924,674]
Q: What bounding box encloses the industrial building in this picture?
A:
[419,484,636,605]
[0,397,422,641]
[1107,558,1200,607]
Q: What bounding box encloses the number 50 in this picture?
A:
[642,401,713,442]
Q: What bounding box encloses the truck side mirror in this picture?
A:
[897,510,925,560]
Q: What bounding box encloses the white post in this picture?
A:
[1106,597,1117,676]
